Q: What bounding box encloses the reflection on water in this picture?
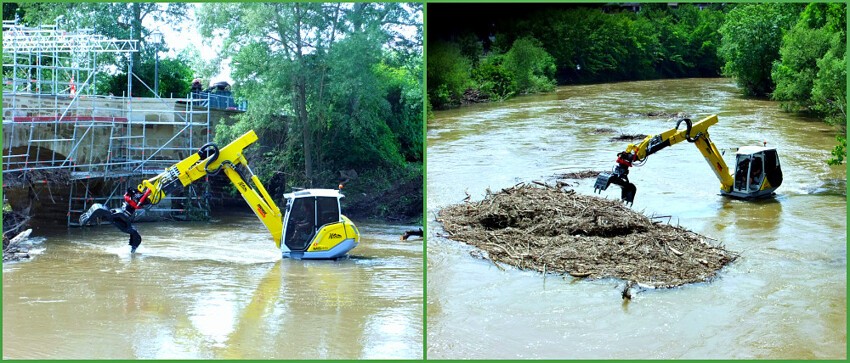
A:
[427,78,846,359]
[3,213,423,359]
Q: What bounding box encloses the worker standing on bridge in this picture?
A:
[191,78,203,94]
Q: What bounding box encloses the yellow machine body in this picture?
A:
[130,130,358,259]
[595,115,782,203]
[281,189,360,259]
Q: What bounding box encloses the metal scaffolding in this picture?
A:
[2,20,214,226]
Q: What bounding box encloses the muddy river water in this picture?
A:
[3,212,422,359]
[427,78,846,359]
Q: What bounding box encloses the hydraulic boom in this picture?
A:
[80,130,282,251]
[594,114,782,204]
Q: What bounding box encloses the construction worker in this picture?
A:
[191,78,203,94]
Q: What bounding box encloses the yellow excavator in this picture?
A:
[594,114,783,204]
[79,130,360,259]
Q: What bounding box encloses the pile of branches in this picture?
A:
[437,183,737,288]
[3,169,71,188]
[555,170,604,179]
[3,204,33,262]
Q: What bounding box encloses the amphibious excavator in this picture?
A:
[79,130,360,259]
[594,114,783,204]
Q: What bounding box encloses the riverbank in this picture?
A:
[344,172,423,224]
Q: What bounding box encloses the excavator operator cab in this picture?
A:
[281,189,360,260]
[726,146,783,199]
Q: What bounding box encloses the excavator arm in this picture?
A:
[594,114,734,204]
[80,130,283,250]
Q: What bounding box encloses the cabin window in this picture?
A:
[748,156,764,190]
[285,197,316,251]
[316,197,341,226]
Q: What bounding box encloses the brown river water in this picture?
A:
[427,78,846,359]
[3,212,423,359]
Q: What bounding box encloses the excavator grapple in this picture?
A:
[594,171,637,205]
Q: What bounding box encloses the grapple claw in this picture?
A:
[594,172,614,193]
[79,203,111,226]
[595,170,637,205]
[621,182,637,206]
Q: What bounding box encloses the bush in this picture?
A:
[472,54,515,100]
[504,36,556,94]
[427,41,472,108]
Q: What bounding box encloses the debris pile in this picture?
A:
[3,169,71,188]
[3,229,33,263]
[555,170,605,179]
[437,183,737,288]
[3,199,34,262]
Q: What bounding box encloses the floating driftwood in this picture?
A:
[437,183,737,288]
[401,228,424,240]
[622,111,692,119]
[3,229,33,262]
[555,170,605,180]
[609,133,647,142]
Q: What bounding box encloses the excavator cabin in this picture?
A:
[281,189,360,260]
[728,146,782,199]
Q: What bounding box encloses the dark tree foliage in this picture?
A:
[97,58,193,98]
[427,4,729,109]
[199,3,423,197]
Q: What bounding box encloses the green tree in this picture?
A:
[771,26,831,111]
[199,3,422,190]
[10,2,189,96]
[827,135,846,166]
[769,3,846,163]
[98,54,194,98]
[472,54,515,100]
[427,41,471,109]
[455,32,484,66]
[811,31,846,126]
[719,3,801,96]
[504,36,555,94]
[770,3,845,113]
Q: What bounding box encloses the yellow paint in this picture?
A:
[626,114,735,192]
[135,130,284,247]
[306,215,360,252]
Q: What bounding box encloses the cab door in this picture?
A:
[283,197,316,252]
[733,153,765,193]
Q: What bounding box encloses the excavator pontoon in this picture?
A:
[79,130,360,259]
[594,114,783,204]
